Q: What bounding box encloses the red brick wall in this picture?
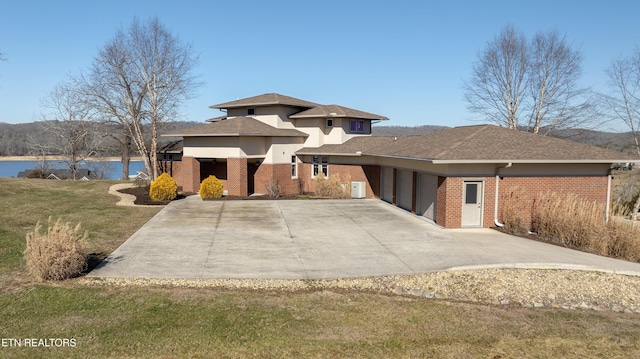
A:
[494,176,609,229]
[434,175,609,229]
[163,157,200,193]
[297,163,379,198]
[254,163,302,196]
[226,158,248,196]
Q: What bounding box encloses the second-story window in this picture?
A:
[350,119,365,133]
[326,119,333,127]
[247,108,255,115]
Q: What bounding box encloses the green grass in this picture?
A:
[0,178,161,275]
[1,286,639,358]
[1,178,640,358]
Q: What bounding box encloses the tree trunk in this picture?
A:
[633,194,640,221]
[121,142,130,180]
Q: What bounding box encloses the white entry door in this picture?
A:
[461,181,483,227]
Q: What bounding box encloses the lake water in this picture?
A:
[0,160,146,180]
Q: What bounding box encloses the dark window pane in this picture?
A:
[350,120,357,132]
[465,183,478,204]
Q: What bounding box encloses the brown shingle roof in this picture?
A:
[162,117,308,137]
[297,125,638,163]
[289,104,389,121]
[210,93,320,109]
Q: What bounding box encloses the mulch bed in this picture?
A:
[118,186,314,205]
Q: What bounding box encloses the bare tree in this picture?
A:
[39,83,101,180]
[464,26,591,134]
[604,49,640,219]
[464,24,529,129]
[527,30,594,134]
[605,51,640,157]
[79,17,199,180]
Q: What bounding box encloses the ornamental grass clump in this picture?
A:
[314,173,351,199]
[24,217,88,281]
[500,186,530,236]
[149,173,178,201]
[199,175,224,199]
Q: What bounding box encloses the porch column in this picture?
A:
[227,158,248,196]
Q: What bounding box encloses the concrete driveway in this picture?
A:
[88,196,640,279]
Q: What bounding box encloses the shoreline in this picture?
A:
[0,156,145,161]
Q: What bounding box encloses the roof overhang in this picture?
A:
[163,133,308,138]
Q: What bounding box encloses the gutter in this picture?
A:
[606,169,612,223]
[494,163,513,228]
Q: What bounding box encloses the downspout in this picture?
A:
[605,170,612,223]
[494,162,513,227]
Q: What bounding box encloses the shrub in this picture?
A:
[500,186,529,235]
[149,173,178,201]
[264,180,282,199]
[532,192,609,254]
[24,217,88,281]
[199,175,224,200]
[314,173,350,199]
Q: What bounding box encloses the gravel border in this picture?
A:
[108,183,162,208]
[79,268,640,314]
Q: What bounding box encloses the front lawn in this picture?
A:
[1,178,639,357]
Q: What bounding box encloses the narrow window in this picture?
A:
[465,183,478,204]
[291,155,298,178]
[247,108,255,115]
[326,119,334,127]
[357,120,365,133]
[350,119,357,133]
[312,156,329,178]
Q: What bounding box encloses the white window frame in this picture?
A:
[311,155,329,178]
[291,155,298,179]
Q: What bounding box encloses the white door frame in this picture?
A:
[461,180,484,227]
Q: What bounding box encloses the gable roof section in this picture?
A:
[210,93,320,109]
[297,125,638,163]
[162,117,308,137]
[289,104,389,121]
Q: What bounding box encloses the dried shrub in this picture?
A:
[264,180,282,199]
[149,173,178,201]
[532,192,609,255]
[200,175,224,200]
[500,186,529,235]
[24,217,88,281]
[314,173,350,199]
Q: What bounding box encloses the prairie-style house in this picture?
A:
[161,93,637,229]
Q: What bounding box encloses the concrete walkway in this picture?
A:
[88,196,640,279]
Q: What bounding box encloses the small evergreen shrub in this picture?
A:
[149,173,178,201]
[199,175,224,199]
[24,217,88,281]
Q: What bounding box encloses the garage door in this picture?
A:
[381,167,394,203]
[416,173,438,221]
[396,170,413,211]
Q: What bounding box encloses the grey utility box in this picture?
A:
[351,181,366,199]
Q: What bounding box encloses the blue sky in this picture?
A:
[1,0,639,130]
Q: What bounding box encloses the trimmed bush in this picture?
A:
[24,217,88,281]
[199,175,224,199]
[149,173,178,201]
